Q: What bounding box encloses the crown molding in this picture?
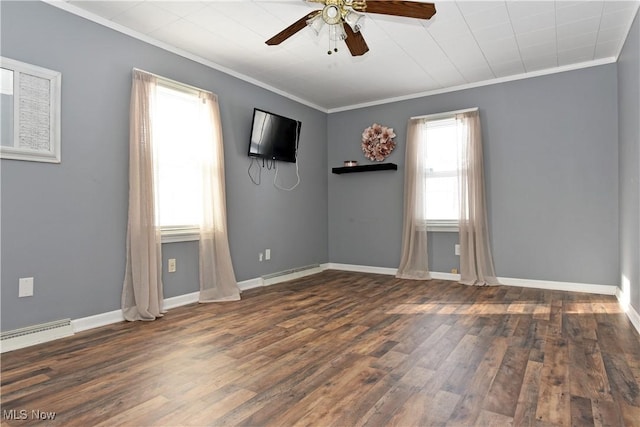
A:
[327,57,617,113]
[42,0,329,113]
[42,1,634,115]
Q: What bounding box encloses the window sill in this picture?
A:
[161,228,200,243]
[418,220,459,233]
[427,225,459,233]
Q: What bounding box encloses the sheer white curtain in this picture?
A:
[397,118,432,280]
[197,92,240,302]
[122,70,164,321]
[122,70,240,321]
[397,110,497,285]
[456,111,498,286]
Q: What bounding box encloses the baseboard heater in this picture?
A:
[262,264,322,286]
[1,318,74,353]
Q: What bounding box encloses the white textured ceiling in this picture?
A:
[60,0,639,111]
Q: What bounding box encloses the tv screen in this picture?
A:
[248,108,301,163]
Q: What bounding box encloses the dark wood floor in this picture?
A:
[2,270,640,426]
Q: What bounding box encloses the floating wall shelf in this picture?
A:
[332,163,398,174]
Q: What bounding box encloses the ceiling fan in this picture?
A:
[266,0,437,56]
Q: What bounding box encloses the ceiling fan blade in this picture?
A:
[266,11,320,45]
[362,1,436,20]
[344,25,369,56]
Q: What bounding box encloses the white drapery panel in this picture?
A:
[396,118,432,280]
[122,70,240,320]
[122,70,164,321]
[197,92,241,302]
[456,111,498,286]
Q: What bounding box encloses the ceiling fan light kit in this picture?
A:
[329,24,348,41]
[266,0,436,56]
[344,10,364,32]
[306,12,325,35]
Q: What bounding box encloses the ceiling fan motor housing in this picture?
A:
[322,1,342,25]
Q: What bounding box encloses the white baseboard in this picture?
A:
[6,293,202,352]
[430,271,461,281]
[71,291,200,334]
[163,291,200,310]
[326,263,618,295]
[262,265,324,286]
[50,267,325,350]
[238,277,263,291]
[328,263,640,334]
[71,309,124,333]
[616,287,640,336]
[238,265,325,290]
[497,276,617,295]
[326,263,397,276]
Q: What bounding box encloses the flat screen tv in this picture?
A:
[248,108,301,163]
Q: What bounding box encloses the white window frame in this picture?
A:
[426,219,459,233]
[152,77,210,243]
[161,227,200,243]
[0,57,61,163]
[414,107,478,233]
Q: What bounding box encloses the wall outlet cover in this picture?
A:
[19,277,34,297]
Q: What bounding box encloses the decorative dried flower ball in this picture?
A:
[361,123,396,161]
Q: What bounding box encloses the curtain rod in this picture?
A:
[132,67,213,95]
[410,107,478,121]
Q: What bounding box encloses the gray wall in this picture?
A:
[328,65,619,286]
[618,10,640,314]
[0,1,328,331]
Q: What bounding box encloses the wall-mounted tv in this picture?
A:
[248,108,301,163]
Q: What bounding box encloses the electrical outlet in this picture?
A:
[265,249,271,260]
[19,277,34,297]
[259,252,264,262]
[455,244,460,256]
[168,258,176,273]
[451,268,458,274]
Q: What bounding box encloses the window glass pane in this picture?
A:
[0,68,13,95]
[425,176,458,220]
[425,118,457,173]
[0,68,13,147]
[154,85,203,228]
[423,117,459,222]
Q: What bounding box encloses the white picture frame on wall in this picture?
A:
[1,56,61,163]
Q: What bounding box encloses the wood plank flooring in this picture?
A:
[2,270,640,426]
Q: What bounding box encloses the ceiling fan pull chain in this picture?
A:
[328,36,338,55]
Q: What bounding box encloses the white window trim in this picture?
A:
[416,219,459,232]
[421,114,464,233]
[411,107,478,121]
[160,226,200,243]
[0,57,62,163]
[151,74,212,244]
[426,220,459,233]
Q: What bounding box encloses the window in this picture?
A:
[1,56,61,163]
[152,82,211,241]
[419,116,464,231]
[399,108,496,282]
